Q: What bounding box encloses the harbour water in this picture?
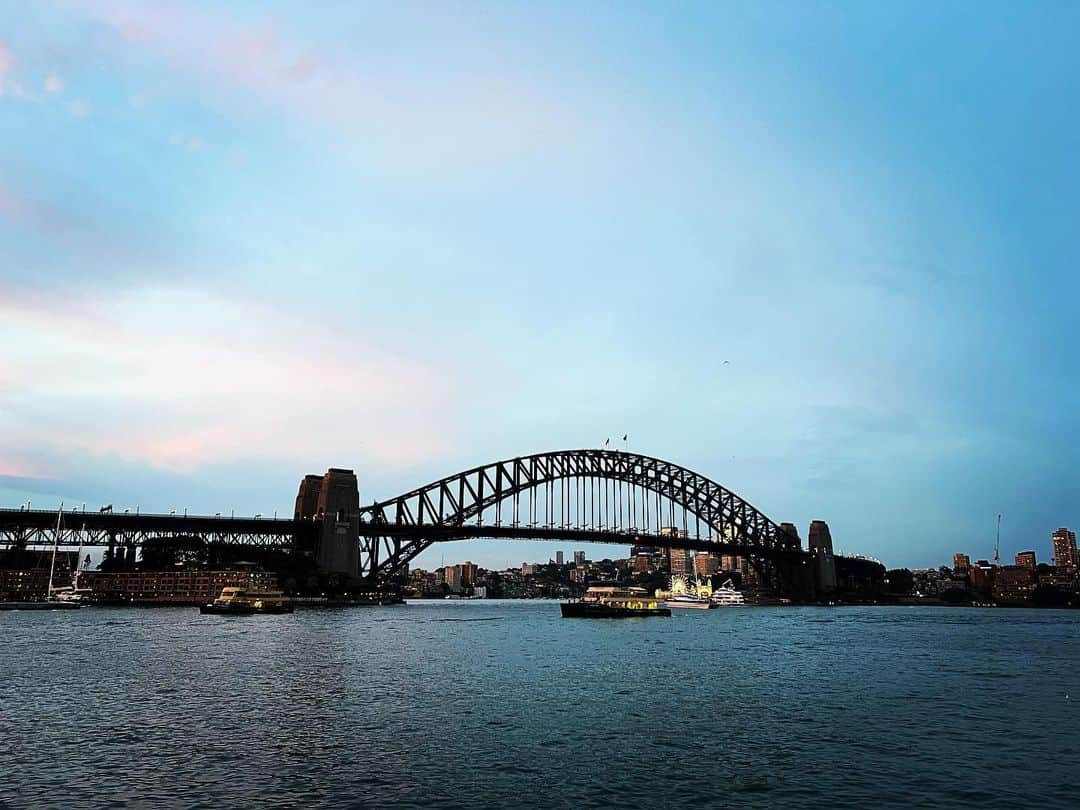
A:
[2,602,1078,809]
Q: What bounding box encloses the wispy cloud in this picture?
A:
[44,73,63,93]
[0,287,459,476]
[0,38,22,98]
[69,0,602,170]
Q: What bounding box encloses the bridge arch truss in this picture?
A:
[358,449,801,579]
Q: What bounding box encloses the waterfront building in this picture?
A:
[994,566,1037,603]
[1038,572,1076,590]
[81,569,278,605]
[573,551,585,565]
[969,561,996,593]
[444,566,461,593]
[953,553,971,574]
[1015,551,1037,570]
[556,551,564,566]
[1051,528,1077,573]
[459,561,477,586]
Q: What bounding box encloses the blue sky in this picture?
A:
[1,1,1078,570]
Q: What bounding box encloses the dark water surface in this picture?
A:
[2,603,1078,809]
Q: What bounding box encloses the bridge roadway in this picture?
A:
[0,507,811,561]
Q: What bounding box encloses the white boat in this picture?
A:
[664,593,713,610]
[662,573,715,609]
[43,505,83,609]
[710,579,745,607]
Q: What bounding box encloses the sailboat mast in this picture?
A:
[47,503,64,597]
[74,522,86,590]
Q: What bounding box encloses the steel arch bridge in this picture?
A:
[357,449,804,582]
[0,449,824,596]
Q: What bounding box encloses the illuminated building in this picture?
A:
[1014,551,1036,570]
[1052,528,1077,572]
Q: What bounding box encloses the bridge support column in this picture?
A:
[296,468,360,578]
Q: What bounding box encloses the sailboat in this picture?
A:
[45,508,88,607]
[0,505,83,610]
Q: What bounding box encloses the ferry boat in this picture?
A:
[561,586,671,618]
[710,579,746,607]
[199,587,294,615]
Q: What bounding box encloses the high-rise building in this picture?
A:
[720,554,750,578]
[1052,528,1077,572]
[693,553,718,579]
[522,563,536,575]
[669,548,691,576]
[556,551,564,566]
[459,561,477,586]
[808,521,833,555]
[444,565,461,592]
[573,551,585,565]
[953,553,971,573]
[1015,551,1037,570]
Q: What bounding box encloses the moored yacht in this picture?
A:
[710,579,746,607]
[664,592,713,610]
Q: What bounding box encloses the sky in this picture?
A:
[2,1,1078,571]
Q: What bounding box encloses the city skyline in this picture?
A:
[2,2,1079,571]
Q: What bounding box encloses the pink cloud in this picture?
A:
[0,40,19,98]
[44,73,63,93]
[0,288,460,475]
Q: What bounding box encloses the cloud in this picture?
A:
[0,39,22,98]
[0,287,460,477]
[0,183,149,277]
[44,73,63,93]
[69,99,91,117]
[68,1,604,170]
